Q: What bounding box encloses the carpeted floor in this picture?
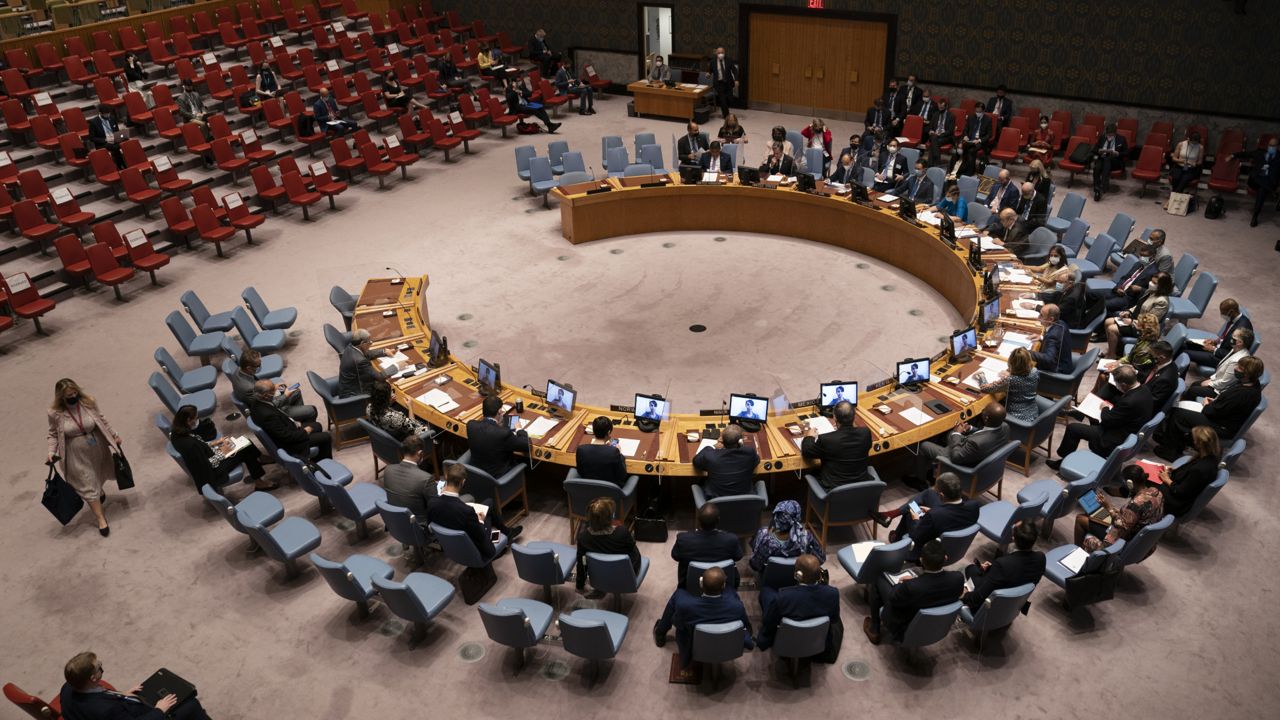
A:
[0,99,1275,719]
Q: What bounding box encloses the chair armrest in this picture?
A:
[691,484,707,509]
[457,450,472,465]
[936,456,976,475]
[805,474,828,504]
[620,475,639,498]
[753,481,768,504]
[495,462,525,489]
[329,391,369,416]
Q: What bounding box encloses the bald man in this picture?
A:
[985,169,1018,214]
[653,566,754,668]
[249,379,332,460]
[756,554,842,659]
[1013,181,1049,228]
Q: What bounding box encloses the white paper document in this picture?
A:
[978,237,1005,251]
[849,541,884,564]
[766,174,785,183]
[1009,307,1040,319]
[956,228,979,239]
[899,407,932,426]
[1077,393,1112,421]
[615,437,641,457]
[877,194,899,202]
[1059,546,1090,574]
[696,438,718,454]
[524,416,559,439]
[415,388,458,414]
[807,416,836,435]
[1175,400,1205,414]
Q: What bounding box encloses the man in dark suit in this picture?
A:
[697,141,733,174]
[991,208,1033,259]
[759,141,797,176]
[962,102,994,163]
[864,98,888,138]
[426,464,521,560]
[801,400,872,490]
[1014,181,1049,229]
[59,651,210,720]
[925,99,955,167]
[962,521,1044,611]
[678,122,709,165]
[230,349,316,423]
[312,86,356,135]
[1031,304,1072,374]
[756,554,842,658]
[465,395,528,479]
[1111,340,1179,410]
[1238,137,1280,226]
[1049,365,1152,469]
[914,88,937,127]
[671,503,743,589]
[1155,356,1263,458]
[249,379,332,460]
[893,160,935,204]
[527,29,560,76]
[883,78,906,137]
[909,403,1011,488]
[337,329,389,398]
[693,423,759,499]
[899,75,922,119]
[1185,298,1253,368]
[87,104,126,168]
[829,152,859,185]
[890,472,981,556]
[864,540,964,645]
[652,566,754,667]
[986,85,1014,128]
[1092,123,1128,200]
[985,169,1020,216]
[836,133,867,169]
[575,416,630,486]
[1101,246,1161,313]
[873,139,908,191]
[710,47,738,118]
[383,435,437,523]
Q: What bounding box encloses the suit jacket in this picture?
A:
[249,397,310,457]
[1031,319,1072,374]
[884,86,905,119]
[527,35,551,59]
[884,570,964,641]
[925,109,956,141]
[426,492,496,559]
[963,113,994,145]
[671,528,743,588]
[575,442,629,486]
[698,151,734,174]
[986,180,1020,212]
[899,85,921,117]
[1095,133,1128,164]
[944,422,1011,467]
[915,98,938,126]
[963,550,1045,610]
[829,162,859,184]
[1201,383,1261,438]
[87,115,120,147]
[693,444,759,499]
[465,417,527,479]
[1209,314,1253,361]
[1162,456,1218,517]
[383,461,437,520]
[710,56,738,84]
[1245,147,1280,187]
[175,91,205,122]
[864,106,888,132]
[876,150,908,183]
[59,686,167,720]
[910,498,980,549]
[1016,191,1050,228]
[312,96,342,124]
[986,96,1014,125]
[337,345,379,398]
[670,588,754,667]
[759,154,797,176]
[677,133,709,164]
[1099,384,1153,454]
[801,425,872,490]
[893,174,935,204]
[1142,362,1180,411]
[756,583,841,652]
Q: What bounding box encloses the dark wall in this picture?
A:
[455,0,1280,120]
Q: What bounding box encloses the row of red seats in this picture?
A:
[54,220,171,299]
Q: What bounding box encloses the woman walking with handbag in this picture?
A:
[46,379,122,536]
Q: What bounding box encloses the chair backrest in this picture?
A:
[633,132,655,156]
[514,144,535,174]
[1116,514,1175,566]
[235,507,288,561]
[937,523,979,565]
[639,143,664,169]
[356,419,402,467]
[623,163,654,177]
[1170,253,1198,295]
[478,602,541,648]
[153,346,188,385]
[692,620,746,664]
[1184,272,1218,315]
[561,151,586,175]
[373,573,444,624]
[3,682,56,719]
[1082,234,1115,269]
[967,202,991,229]
[823,479,886,523]
[1027,227,1057,256]
[1056,191,1085,222]
[584,552,643,594]
[773,616,830,659]
[1221,439,1246,470]
[685,559,735,591]
[969,582,1035,633]
[528,156,554,184]
[311,553,369,602]
[1026,395,1072,452]
[323,323,351,354]
[957,175,978,204]
[329,287,356,318]
[1137,411,1165,446]
[200,484,248,534]
[1045,475,1099,521]
[925,166,945,203]
[1095,433,1140,487]
[378,500,428,547]
[1109,254,1140,286]
[276,448,328,500]
[601,135,623,165]
[564,476,625,519]
[1229,396,1267,443]
[148,371,182,413]
[804,147,824,175]
[1180,469,1229,525]
[899,600,963,648]
[547,140,569,166]
[1106,213,1134,245]
[605,146,629,173]
[512,543,569,586]
[705,493,767,536]
[558,611,619,661]
[430,522,487,567]
[559,171,593,186]
[856,536,912,583]
[761,556,798,590]
[998,490,1051,545]
[241,287,271,325]
[963,440,1021,496]
[1061,217,1090,255]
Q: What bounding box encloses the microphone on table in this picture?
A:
[385,266,405,279]
[588,165,596,180]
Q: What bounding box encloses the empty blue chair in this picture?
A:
[959,582,1036,653]
[329,285,356,329]
[180,290,234,332]
[201,484,283,550]
[323,323,350,355]
[837,536,912,592]
[938,440,1021,499]
[154,346,218,393]
[1166,271,1217,322]
[237,508,322,579]
[805,474,886,547]
[558,608,630,683]
[900,146,920,169]
[528,156,556,207]
[785,130,804,158]
[478,598,554,671]
[431,522,509,570]
[605,146,629,177]
[512,541,577,602]
[166,310,225,365]
[1085,211,1134,249]
[314,468,386,540]
[967,202,991,229]
[1170,253,1199,295]
[584,552,650,611]
[230,306,286,353]
[935,523,980,566]
[1022,226,1057,265]
[1040,347,1100,399]
[372,572,456,644]
[547,140,569,174]
[977,488,1049,552]
[721,143,739,169]
[692,620,747,685]
[241,287,297,330]
[514,144,536,181]
[1045,191,1085,237]
[558,170,593,186]
[448,453,529,523]
[639,143,664,170]
[772,616,830,687]
[307,370,366,449]
[600,135,623,168]
[1071,233,1115,278]
[957,175,979,204]
[803,147,825,179]
[632,132,655,158]
[560,150,586,176]
[276,447,351,512]
[1060,216,1090,255]
[889,600,963,651]
[148,371,217,417]
[1007,395,1071,475]
[377,500,432,564]
[220,335,283,379]
[1059,432,1140,485]
[856,166,875,188]
[623,163,654,177]
[311,552,395,616]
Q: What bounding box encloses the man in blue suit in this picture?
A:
[671,503,743,589]
[697,141,734,174]
[893,161,935,205]
[1092,123,1128,200]
[1030,303,1072,374]
[652,566,753,667]
[58,651,210,720]
[312,86,356,135]
[756,554,842,659]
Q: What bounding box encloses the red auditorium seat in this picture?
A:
[89,149,122,196]
[1,272,56,333]
[59,133,92,172]
[308,160,349,208]
[989,127,1023,165]
[92,219,130,263]
[90,50,124,81]
[153,108,184,143]
[152,155,193,194]
[55,233,94,288]
[31,115,60,151]
[162,197,197,244]
[85,242,136,300]
[252,165,289,211]
[901,115,924,146]
[328,138,365,180]
[238,128,276,163]
[357,142,397,188]
[123,227,171,285]
[62,56,99,90]
[193,203,238,256]
[1057,136,1091,185]
[1,68,38,102]
[221,191,266,242]
[397,112,431,151]
[427,115,462,160]
[1206,156,1241,194]
[361,92,395,128]
[13,200,59,252]
[282,170,323,219]
[486,96,518,137]
[50,187,97,236]
[18,169,52,205]
[382,135,420,177]
[1130,144,1165,197]
[457,94,488,125]
[121,167,162,215]
[212,138,251,182]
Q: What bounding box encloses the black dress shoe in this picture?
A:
[1046,458,1063,471]
[505,525,524,542]
[99,525,110,537]
[653,620,667,648]
[862,616,881,645]
[1251,215,1259,227]
[1094,190,1102,201]
[547,122,562,133]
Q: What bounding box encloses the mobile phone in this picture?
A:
[506,415,520,431]
[908,500,923,517]
[490,529,501,542]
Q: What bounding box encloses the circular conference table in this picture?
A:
[353,173,1047,481]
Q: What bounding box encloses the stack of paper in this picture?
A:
[696,438,718,454]
[899,407,932,426]
[848,541,885,564]
[1003,332,1036,347]
[1059,546,1090,573]
[1009,307,1040,319]
[766,174,785,183]
[807,416,836,435]
[415,388,459,414]
[615,438,641,457]
[1003,270,1035,285]
[1014,298,1043,311]
[978,237,1005,251]
[956,228,980,239]
[877,194,899,203]
[524,416,559,439]
[1175,399,1205,414]
[1076,393,1112,421]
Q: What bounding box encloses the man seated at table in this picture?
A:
[756,553,842,659]
[337,329,389,398]
[698,141,733,174]
[693,423,759,499]
[962,521,1045,611]
[652,566,754,668]
[829,151,859,185]
[1030,303,1072,374]
[427,464,521,559]
[893,160,935,205]
[801,400,872,490]
[864,539,964,645]
[759,141,797,177]
[575,416,630,486]
[646,53,671,84]
[383,435,438,523]
[906,403,1010,489]
[872,138,907,192]
[465,395,529,479]
[671,503,743,589]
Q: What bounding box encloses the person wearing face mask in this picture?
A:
[864,97,888,138]
[893,160,934,203]
[769,124,797,158]
[646,53,670,84]
[801,117,832,172]
[962,102,994,165]
[1030,303,1072,374]
[1026,115,1057,164]
[1013,181,1049,229]
[527,28,560,76]
[934,183,968,221]
[829,151,859,185]
[710,46,738,118]
[169,404,274,493]
[925,98,955,166]
[1183,328,1255,401]
[985,169,1019,217]
[1027,244,1079,302]
[1184,298,1253,369]
[677,121,709,165]
[47,379,123,536]
[1155,356,1263,460]
[1026,159,1053,196]
[986,85,1014,127]
[873,139,908,191]
[1169,131,1204,194]
[914,86,935,125]
[1092,122,1128,201]
[882,79,904,135]
[1235,137,1280,227]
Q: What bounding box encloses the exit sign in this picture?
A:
[808,0,824,8]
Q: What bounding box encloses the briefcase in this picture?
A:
[633,515,668,543]
[137,668,197,708]
[41,462,84,526]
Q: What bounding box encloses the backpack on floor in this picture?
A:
[1204,194,1225,219]
[516,121,541,135]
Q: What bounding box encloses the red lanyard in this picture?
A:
[68,405,89,436]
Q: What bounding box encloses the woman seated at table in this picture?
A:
[934,184,968,222]
[1074,464,1164,552]
[1026,158,1053,195]
[1160,426,1221,517]
[575,497,641,597]
[978,348,1040,423]
[1024,243,1079,303]
[718,113,747,146]
[169,405,275,493]
[1102,311,1161,368]
[368,379,433,444]
[748,500,825,578]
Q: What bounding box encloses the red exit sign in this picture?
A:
[808,0,824,8]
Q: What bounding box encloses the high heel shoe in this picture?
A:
[99,525,110,537]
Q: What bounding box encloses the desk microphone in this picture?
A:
[385,266,405,278]
[588,165,596,180]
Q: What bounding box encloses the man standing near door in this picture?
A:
[711,46,739,119]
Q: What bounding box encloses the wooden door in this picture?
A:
[748,12,888,116]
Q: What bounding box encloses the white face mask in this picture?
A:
[1049,256,1062,266]
[717,53,725,59]
[887,145,898,154]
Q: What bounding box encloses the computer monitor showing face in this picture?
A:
[950,327,978,357]
[728,394,769,422]
[478,358,500,392]
[820,382,858,407]
[897,358,930,386]
[546,379,575,413]
[982,296,1001,325]
[634,394,669,422]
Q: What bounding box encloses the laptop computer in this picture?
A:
[1077,491,1112,525]
[137,668,197,708]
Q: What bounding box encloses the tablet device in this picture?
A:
[137,669,196,708]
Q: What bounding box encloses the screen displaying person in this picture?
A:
[639,399,662,420]
[831,386,849,405]
[740,399,762,420]
[901,362,928,384]
[551,388,568,410]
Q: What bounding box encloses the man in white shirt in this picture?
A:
[1183,328,1253,400]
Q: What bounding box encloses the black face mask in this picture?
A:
[1234,370,1248,382]
[65,395,80,406]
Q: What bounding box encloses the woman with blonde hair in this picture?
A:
[46,379,122,536]
[1160,426,1221,517]
[1026,158,1053,194]
[575,496,642,596]
[979,347,1040,422]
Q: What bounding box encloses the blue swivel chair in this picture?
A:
[236,508,323,579]
[372,572,456,645]
[557,608,630,684]
[311,552,395,616]
[477,598,554,671]
[241,286,298,330]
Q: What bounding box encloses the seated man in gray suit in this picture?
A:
[905,402,1010,490]
[337,329,390,398]
[229,348,317,423]
[383,435,438,524]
